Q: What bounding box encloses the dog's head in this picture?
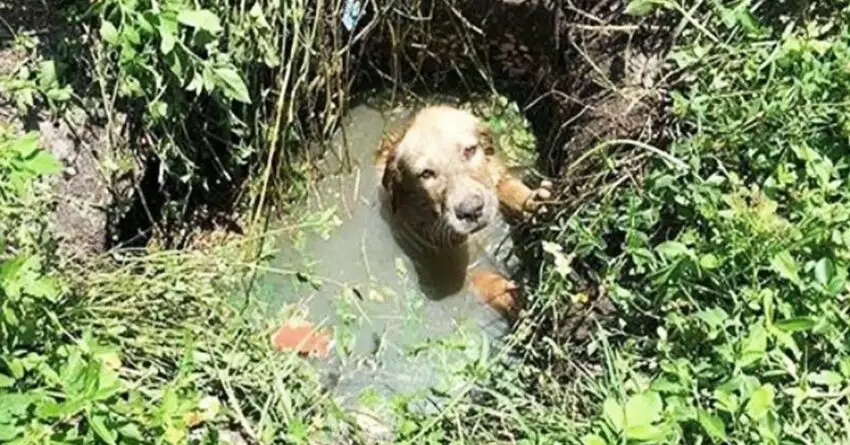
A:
[380,105,499,246]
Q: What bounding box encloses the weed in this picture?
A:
[0,127,342,443]
[396,1,850,444]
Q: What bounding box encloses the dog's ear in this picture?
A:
[476,122,496,156]
[378,136,402,213]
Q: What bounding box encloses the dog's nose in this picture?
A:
[454,195,485,222]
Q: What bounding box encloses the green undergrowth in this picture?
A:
[6,0,850,444]
[393,2,850,444]
[0,127,347,443]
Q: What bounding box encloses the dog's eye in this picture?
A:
[418,169,436,180]
[463,145,477,160]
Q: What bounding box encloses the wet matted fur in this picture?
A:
[376,105,551,320]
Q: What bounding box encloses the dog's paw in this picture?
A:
[522,179,554,215]
[469,269,521,321]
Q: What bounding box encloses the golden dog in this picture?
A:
[376,105,551,320]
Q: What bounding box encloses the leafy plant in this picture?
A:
[393,1,850,444]
[542,2,850,443]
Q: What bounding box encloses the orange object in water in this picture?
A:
[271,321,332,358]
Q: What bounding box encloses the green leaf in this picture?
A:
[0,424,22,441]
[0,393,32,417]
[774,317,816,333]
[695,307,728,329]
[0,256,26,283]
[624,392,663,430]
[650,377,683,394]
[7,132,40,157]
[602,398,624,432]
[37,60,57,88]
[22,150,63,175]
[26,276,61,301]
[770,251,800,285]
[87,413,118,445]
[814,258,834,287]
[159,26,176,54]
[118,422,144,441]
[213,67,251,104]
[581,434,607,445]
[745,384,775,420]
[713,388,739,413]
[807,371,843,387]
[827,267,848,295]
[698,409,727,442]
[6,360,24,380]
[35,399,62,418]
[99,21,119,45]
[656,241,690,259]
[625,0,661,16]
[699,253,720,269]
[176,9,223,34]
[626,424,667,442]
[0,374,14,388]
[37,363,60,386]
[739,323,767,367]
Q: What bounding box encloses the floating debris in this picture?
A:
[271,320,333,358]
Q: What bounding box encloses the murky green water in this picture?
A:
[253,102,522,421]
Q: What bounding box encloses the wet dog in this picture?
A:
[376,105,551,320]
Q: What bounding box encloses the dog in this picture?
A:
[375,105,551,320]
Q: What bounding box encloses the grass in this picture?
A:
[0,128,351,443]
[3,0,850,444]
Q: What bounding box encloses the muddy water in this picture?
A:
[254,103,521,420]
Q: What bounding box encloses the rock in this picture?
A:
[37,114,112,259]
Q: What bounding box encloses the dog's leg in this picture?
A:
[468,267,521,321]
[491,159,553,218]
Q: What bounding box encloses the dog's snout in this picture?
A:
[454,195,485,222]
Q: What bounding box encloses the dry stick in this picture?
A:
[566,138,688,176]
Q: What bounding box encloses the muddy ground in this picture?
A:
[1,1,112,259]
